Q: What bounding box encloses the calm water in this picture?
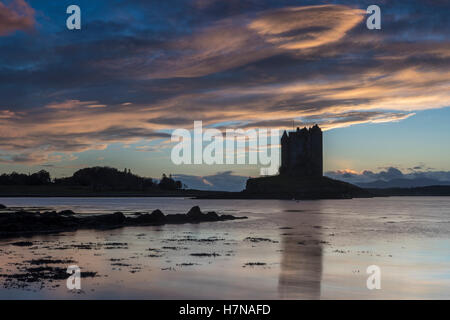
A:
[0,197,449,299]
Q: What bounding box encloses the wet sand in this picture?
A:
[0,197,449,299]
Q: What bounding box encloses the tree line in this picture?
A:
[0,167,183,191]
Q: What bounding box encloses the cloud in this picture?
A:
[248,5,364,50]
[326,166,450,186]
[225,111,415,131]
[0,151,74,164]
[0,0,35,36]
[0,2,449,166]
[133,5,364,79]
[0,99,171,164]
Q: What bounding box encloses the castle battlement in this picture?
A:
[279,124,323,177]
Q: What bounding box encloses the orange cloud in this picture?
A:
[142,4,364,79]
[249,5,364,50]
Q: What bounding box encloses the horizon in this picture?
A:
[3,159,450,192]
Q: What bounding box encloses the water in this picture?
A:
[0,197,449,299]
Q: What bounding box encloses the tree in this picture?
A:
[159,174,182,190]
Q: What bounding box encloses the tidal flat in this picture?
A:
[0,197,449,299]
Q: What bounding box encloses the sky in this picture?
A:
[0,0,449,189]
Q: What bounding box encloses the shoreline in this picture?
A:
[1,193,449,198]
[1,185,450,199]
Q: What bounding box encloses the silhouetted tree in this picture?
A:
[54,167,154,191]
[0,167,185,192]
[0,170,51,185]
[158,174,182,190]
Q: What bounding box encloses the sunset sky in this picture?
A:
[0,0,449,188]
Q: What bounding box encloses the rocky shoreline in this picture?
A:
[0,205,247,238]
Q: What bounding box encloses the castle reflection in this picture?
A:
[278,205,324,299]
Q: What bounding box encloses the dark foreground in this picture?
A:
[0,205,247,238]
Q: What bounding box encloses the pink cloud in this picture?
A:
[0,0,35,36]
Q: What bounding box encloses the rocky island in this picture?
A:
[243,175,371,199]
[0,205,247,238]
[199,125,372,200]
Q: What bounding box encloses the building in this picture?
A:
[279,124,323,177]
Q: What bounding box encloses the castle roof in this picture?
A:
[284,124,322,137]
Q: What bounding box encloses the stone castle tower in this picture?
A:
[279,124,323,177]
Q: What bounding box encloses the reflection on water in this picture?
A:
[278,203,323,299]
[0,197,450,299]
[278,233,323,299]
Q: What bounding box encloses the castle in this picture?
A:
[279,124,323,177]
[244,124,370,199]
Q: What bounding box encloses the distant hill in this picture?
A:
[356,177,450,189]
[54,167,154,191]
[368,185,450,196]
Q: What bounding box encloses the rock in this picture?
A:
[205,211,219,220]
[132,210,165,224]
[0,207,246,238]
[83,212,125,227]
[58,210,75,216]
[0,204,6,209]
[42,211,59,220]
[220,214,246,220]
[187,206,203,218]
[11,241,33,247]
[110,212,126,224]
[150,209,165,220]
